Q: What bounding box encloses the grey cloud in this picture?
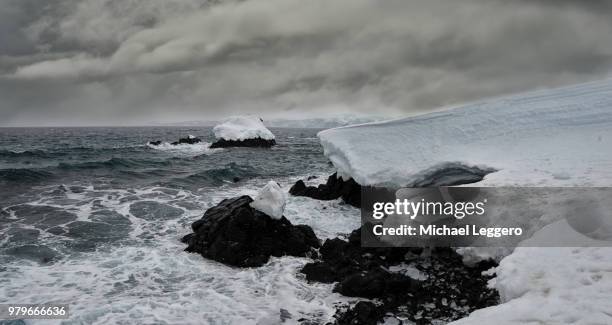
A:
[1,0,612,126]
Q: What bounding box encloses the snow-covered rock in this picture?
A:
[318,79,612,187]
[250,181,286,219]
[183,195,319,267]
[213,116,275,141]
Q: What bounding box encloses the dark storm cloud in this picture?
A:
[1,0,612,126]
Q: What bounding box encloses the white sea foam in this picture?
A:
[0,176,359,324]
[146,142,218,156]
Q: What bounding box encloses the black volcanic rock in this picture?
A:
[301,228,499,325]
[210,137,276,148]
[148,137,202,146]
[289,173,362,207]
[171,136,202,145]
[182,195,319,267]
[302,228,420,286]
[335,301,383,325]
[335,267,420,298]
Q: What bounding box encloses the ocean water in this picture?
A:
[0,127,360,325]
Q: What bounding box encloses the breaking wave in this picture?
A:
[146,142,217,156]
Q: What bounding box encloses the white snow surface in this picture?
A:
[317,79,612,324]
[450,222,612,325]
[213,116,275,141]
[250,181,287,219]
[318,79,612,187]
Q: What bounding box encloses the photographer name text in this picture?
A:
[372,224,523,238]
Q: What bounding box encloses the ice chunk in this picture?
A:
[387,263,428,281]
[213,116,275,141]
[318,79,612,187]
[250,181,286,219]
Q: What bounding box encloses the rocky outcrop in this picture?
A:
[301,227,499,325]
[334,301,383,325]
[291,167,496,209]
[210,137,276,149]
[301,226,421,289]
[171,136,201,145]
[289,173,362,207]
[147,136,202,146]
[182,195,319,267]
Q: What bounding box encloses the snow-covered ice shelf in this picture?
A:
[318,79,612,324]
[318,79,612,187]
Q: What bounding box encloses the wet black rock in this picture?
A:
[148,136,202,146]
[335,267,420,298]
[302,227,420,286]
[210,137,276,149]
[334,301,383,325]
[171,136,202,145]
[291,165,496,210]
[182,195,320,267]
[289,173,362,207]
[301,228,499,325]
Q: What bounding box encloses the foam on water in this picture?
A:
[0,175,357,324]
[0,126,347,324]
[146,142,219,156]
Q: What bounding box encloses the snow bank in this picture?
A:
[317,79,612,324]
[318,80,612,250]
[250,181,286,219]
[213,116,275,141]
[318,79,612,187]
[450,222,612,324]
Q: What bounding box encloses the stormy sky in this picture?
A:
[1,0,612,126]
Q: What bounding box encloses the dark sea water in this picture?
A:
[0,127,360,324]
[0,127,329,201]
